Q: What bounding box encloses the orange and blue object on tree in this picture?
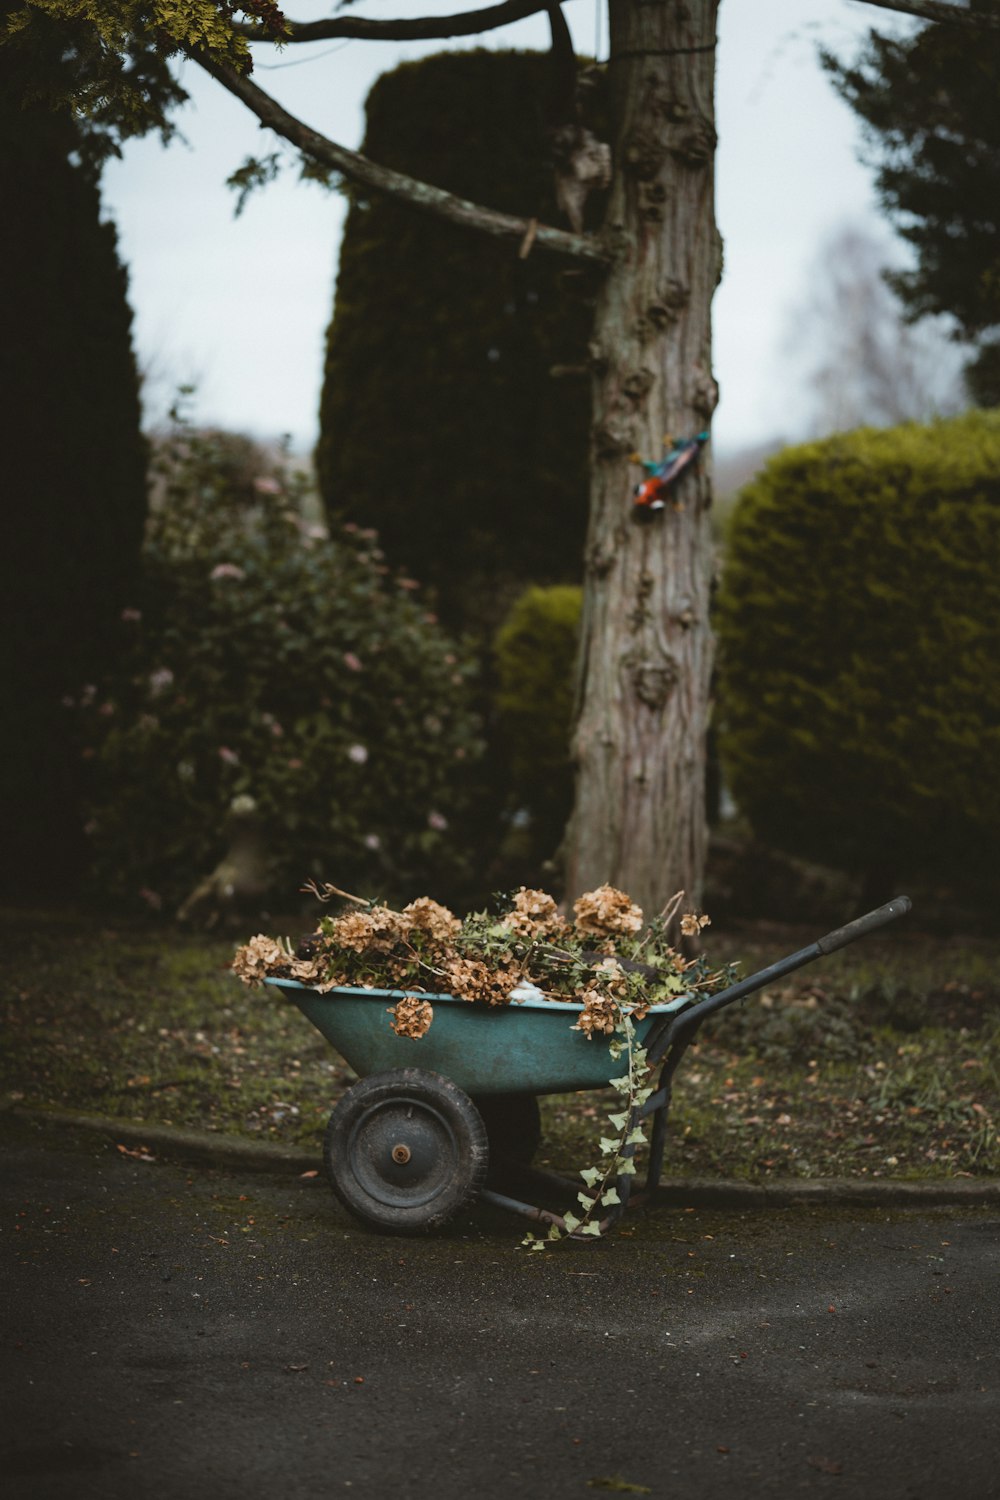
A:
[632,431,709,511]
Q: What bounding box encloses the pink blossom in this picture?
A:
[121,607,142,622]
[427,811,449,832]
[347,744,369,765]
[98,702,115,717]
[286,758,304,770]
[211,563,246,582]
[343,652,363,673]
[397,577,421,591]
[253,476,282,495]
[149,668,174,697]
[218,746,240,766]
[363,833,381,851]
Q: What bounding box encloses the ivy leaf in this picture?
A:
[609,1075,631,1094]
[626,1127,646,1145]
[577,1221,602,1236]
[562,1211,582,1233]
[599,1136,619,1155]
[529,1239,548,1251]
[601,1187,621,1206]
[580,1166,602,1187]
[608,1111,629,1131]
[618,1157,637,1175]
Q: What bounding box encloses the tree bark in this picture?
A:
[564,0,720,920]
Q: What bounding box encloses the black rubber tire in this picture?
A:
[473,1093,542,1180]
[323,1069,489,1234]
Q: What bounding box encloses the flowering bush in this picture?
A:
[76,410,483,911]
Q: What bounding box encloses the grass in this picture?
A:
[3,906,998,1182]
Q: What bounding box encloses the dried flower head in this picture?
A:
[591,956,629,999]
[402,897,461,943]
[500,887,568,939]
[232,933,289,985]
[330,906,404,954]
[443,956,523,1007]
[680,911,711,938]
[573,885,643,937]
[572,989,620,1039]
[388,995,434,1039]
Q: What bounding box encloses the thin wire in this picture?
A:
[256,38,356,70]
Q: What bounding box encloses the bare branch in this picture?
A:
[232,0,562,44]
[851,0,1000,29]
[191,50,611,265]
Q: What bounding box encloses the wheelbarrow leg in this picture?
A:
[643,1035,696,1192]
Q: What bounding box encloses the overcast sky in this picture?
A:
[101,0,911,456]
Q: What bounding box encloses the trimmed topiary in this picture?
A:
[317,50,604,634]
[0,26,148,893]
[715,412,1000,890]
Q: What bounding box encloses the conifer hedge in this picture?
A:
[317,50,603,634]
[0,32,148,893]
[715,412,1000,887]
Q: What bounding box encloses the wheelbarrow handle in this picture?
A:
[647,895,913,1059]
[814,895,912,954]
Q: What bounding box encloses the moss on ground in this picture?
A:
[3,907,997,1180]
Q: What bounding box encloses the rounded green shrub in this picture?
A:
[715,411,1000,887]
[77,413,483,912]
[493,584,582,862]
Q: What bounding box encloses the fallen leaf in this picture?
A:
[284,1364,308,1373]
[588,1479,652,1495]
[808,1457,843,1475]
[300,1170,319,1179]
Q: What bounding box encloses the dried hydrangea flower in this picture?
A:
[590,955,629,998]
[331,906,404,953]
[232,933,289,985]
[680,911,711,938]
[388,995,434,1039]
[500,887,568,939]
[572,989,620,1038]
[443,956,523,1007]
[573,885,644,937]
[401,897,461,943]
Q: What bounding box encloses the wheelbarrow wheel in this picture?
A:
[323,1068,489,1234]
[472,1093,541,1183]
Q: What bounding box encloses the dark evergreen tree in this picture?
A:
[823,3,1000,405]
[0,19,148,894]
[317,50,604,634]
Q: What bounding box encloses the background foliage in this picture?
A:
[77,413,484,913]
[715,410,1000,896]
[493,584,582,872]
[0,8,149,894]
[824,5,1000,405]
[317,49,603,636]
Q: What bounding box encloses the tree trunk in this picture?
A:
[564,0,721,920]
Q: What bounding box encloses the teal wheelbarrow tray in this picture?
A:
[265,897,911,1237]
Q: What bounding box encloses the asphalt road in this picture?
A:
[2,1114,998,1500]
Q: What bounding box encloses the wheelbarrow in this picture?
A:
[264,896,911,1236]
